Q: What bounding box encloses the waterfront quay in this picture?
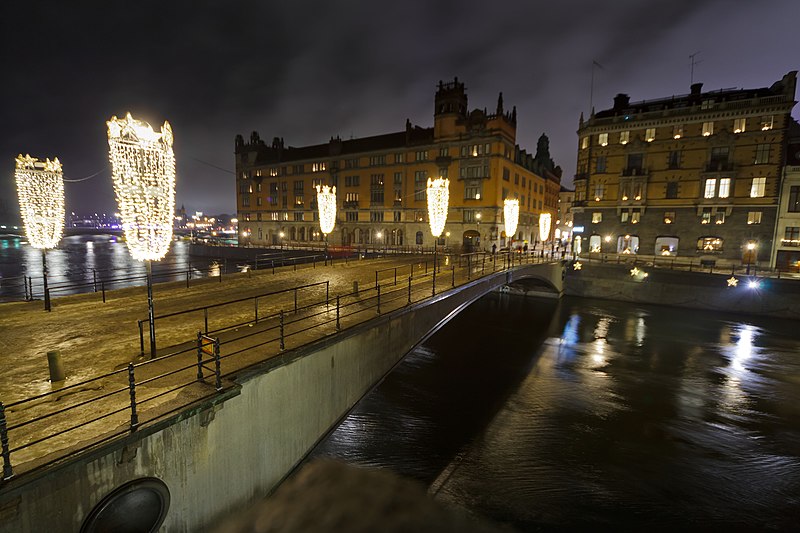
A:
[0,249,546,482]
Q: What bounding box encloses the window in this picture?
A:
[293,212,304,222]
[668,150,680,169]
[593,183,605,200]
[345,192,359,204]
[626,153,643,174]
[394,153,405,164]
[345,158,359,169]
[789,186,800,212]
[293,180,303,194]
[673,125,683,139]
[464,180,481,200]
[698,237,723,251]
[598,133,608,146]
[242,196,250,207]
[415,150,428,161]
[761,115,774,131]
[619,131,630,145]
[463,210,476,223]
[733,118,746,134]
[312,162,327,172]
[755,144,770,164]
[664,211,675,224]
[292,164,304,174]
[414,170,427,201]
[702,121,714,137]
[718,178,731,199]
[369,154,386,166]
[631,210,641,224]
[416,231,424,245]
[460,165,488,179]
[592,212,602,223]
[256,197,262,206]
[715,211,725,224]
[580,137,589,149]
[620,211,629,223]
[704,178,717,199]
[270,212,279,221]
[414,210,425,222]
[596,156,607,173]
[747,211,762,225]
[750,177,766,198]
[514,173,519,185]
[701,208,711,224]
[645,128,656,142]
[709,146,729,170]
[345,175,360,187]
[502,168,510,181]
[346,211,358,222]
[270,167,280,177]
[281,211,289,221]
[394,211,402,222]
[701,100,715,110]
[784,227,800,246]
[522,177,526,188]
[439,147,449,158]
[370,211,384,222]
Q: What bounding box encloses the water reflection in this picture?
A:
[309,295,800,531]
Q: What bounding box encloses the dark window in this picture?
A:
[666,181,678,199]
[503,168,510,181]
[596,156,607,173]
[709,146,729,170]
[626,153,643,174]
[788,186,800,213]
[668,151,680,169]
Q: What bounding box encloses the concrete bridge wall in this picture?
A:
[0,263,562,532]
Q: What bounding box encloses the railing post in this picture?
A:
[186,270,190,288]
[27,277,33,301]
[204,308,209,334]
[467,255,471,280]
[375,271,378,290]
[407,276,412,305]
[452,264,455,287]
[101,282,106,303]
[93,269,98,292]
[326,280,330,309]
[138,320,145,357]
[279,310,285,351]
[196,331,205,381]
[128,363,138,431]
[482,255,486,275]
[336,296,341,331]
[0,402,13,480]
[254,297,259,324]
[377,285,381,314]
[394,267,397,286]
[214,337,222,391]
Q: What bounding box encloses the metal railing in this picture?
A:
[576,252,800,278]
[0,251,556,482]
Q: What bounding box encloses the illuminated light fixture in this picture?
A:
[634,195,641,201]
[315,185,337,235]
[107,112,176,262]
[604,235,612,243]
[538,212,551,242]
[595,197,600,202]
[622,195,628,201]
[748,279,760,289]
[630,267,640,277]
[15,154,65,312]
[503,198,519,241]
[573,261,583,271]
[15,154,65,250]
[426,177,449,238]
[727,276,739,287]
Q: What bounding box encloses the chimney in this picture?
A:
[690,83,703,96]
[613,93,630,111]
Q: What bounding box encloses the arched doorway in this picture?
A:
[462,230,480,252]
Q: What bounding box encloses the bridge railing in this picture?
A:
[0,255,560,482]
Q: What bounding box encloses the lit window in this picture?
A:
[701,208,711,224]
[761,115,774,131]
[704,178,717,199]
[645,128,656,142]
[718,178,731,199]
[715,211,725,224]
[598,133,608,146]
[750,177,766,198]
[702,122,714,137]
[621,211,629,223]
[592,212,602,223]
[631,210,640,224]
[580,137,589,149]
[733,118,746,134]
[619,131,630,144]
[698,237,723,251]
[415,150,428,161]
[673,125,683,139]
[594,183,605,200]
[663,212,675,224]
[270,168,280,177]
[312,162,327,172]
[747,211,762,225]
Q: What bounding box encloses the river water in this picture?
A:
[308,294,800,531]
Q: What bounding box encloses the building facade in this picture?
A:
[556,187,575,247]
[771,123,800,270]
[572,71,797,265]
[234,78,560,251]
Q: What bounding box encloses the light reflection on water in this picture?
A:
[309,295,800,531]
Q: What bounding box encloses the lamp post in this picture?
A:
[316,185,337,265]
[426,177,449,296]
[15,154,65,312]
[745,241,757,275]
[107,113,176,359]
[476,212,482,252]
[504,198,519,267]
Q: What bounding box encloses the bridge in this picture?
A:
[0,254,562,532]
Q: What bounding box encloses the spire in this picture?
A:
[496,92,504,115]
[511,105,517,124]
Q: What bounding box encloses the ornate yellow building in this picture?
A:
[572,72,797,264]
[234,78,560,251]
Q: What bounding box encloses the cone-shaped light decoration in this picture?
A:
[316,185,337,235]
[426,177,449,238]
[539,213,552,242]
[503,198,519,239]
[15,154,65,249]
[107,113,176,261]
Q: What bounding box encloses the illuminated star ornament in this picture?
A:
[15,154,65,249]
[630,267,640,277]
[573,261,582,270]
[727,276,739,287]
[107,113,176,261]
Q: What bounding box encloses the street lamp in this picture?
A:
[107,113,176,358]
[15,154,65,312]
[745,241,757,275]
[426,176,449,295]
[316,185,336,265]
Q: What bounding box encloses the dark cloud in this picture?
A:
[1,0,798,217]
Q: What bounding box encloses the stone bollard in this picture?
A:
[47,350,65,382]
[353,281,359,295]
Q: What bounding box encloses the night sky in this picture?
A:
[2,0,798,217]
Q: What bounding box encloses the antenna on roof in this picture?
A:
[689,51,703,85]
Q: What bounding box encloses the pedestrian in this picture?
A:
[523,243,528,253]
[492,243,497,255]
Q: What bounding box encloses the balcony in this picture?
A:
[343,201,359,209]
[621,167,646,177]
[705,161,734,172]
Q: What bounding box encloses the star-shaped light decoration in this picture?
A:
[727,276,738,287]
[573,261,582,270]
[15,153,37,169]
[630,267,640,276]
[43,157,62,173]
